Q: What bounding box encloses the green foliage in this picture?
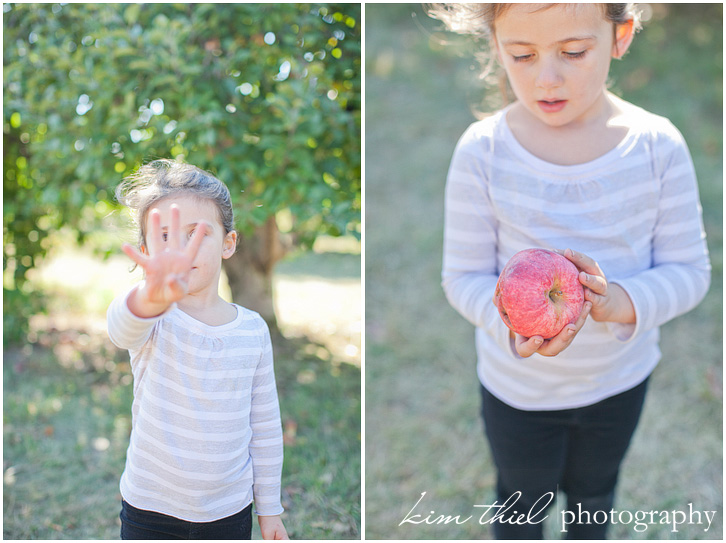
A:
[3,3,361,343]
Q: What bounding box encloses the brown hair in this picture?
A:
[427,3,641,39]
[426,3,642,109]
[115,159,235,251]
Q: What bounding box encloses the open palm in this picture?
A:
[122,204,208,306]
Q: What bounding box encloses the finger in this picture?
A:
[580,271,607,295]
[147,209,162,255]
[515,334,543,358]
[168,204,181,250]
[537,328,575,357]
[184,221,209,260]
[584,288,606,307]
[564,248,603,276]
[554,301,592,343]
[573,300,592,329]
[538,302,591,356]
[122,242,149,268]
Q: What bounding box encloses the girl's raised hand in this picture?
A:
[122,204,208,317]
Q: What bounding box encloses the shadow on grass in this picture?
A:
[4,319,360,540]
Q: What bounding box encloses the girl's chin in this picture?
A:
[531,111,574,128]
[531,106,586,128]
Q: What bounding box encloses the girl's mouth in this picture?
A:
[538,99,567,113]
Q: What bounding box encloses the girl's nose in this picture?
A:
[535,58,563,89]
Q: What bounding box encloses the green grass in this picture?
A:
[4,343,132,539]
[364,4,722,540]
[3,245,361,540]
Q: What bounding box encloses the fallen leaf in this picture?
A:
[283,419,298,446]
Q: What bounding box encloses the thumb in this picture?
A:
[515,334,543,358]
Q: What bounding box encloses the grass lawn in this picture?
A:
[3,237,361,540]
[364,3,722,540]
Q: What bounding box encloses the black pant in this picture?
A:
[480,377,649,540]
[120,500,253,540]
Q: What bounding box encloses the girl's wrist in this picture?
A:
[607,283,636,324]
[127,283,171,319]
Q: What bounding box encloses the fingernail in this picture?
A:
[534,338,543,345]
[567,328,575,336]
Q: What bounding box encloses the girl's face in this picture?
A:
[494,3,634,128]
[143,194,236,297]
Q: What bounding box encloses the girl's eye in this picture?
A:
[511,51,587,63]
[512,54,533,63]
[564,50,587,60]
[162,233,168,242]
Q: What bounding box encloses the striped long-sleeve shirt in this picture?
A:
[442,103,710,410]
[107,289,284,521]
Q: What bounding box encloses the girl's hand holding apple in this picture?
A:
[493,248,592,358]
[492,247,635,358]
[511,301,592,358]
[562,249,636,325]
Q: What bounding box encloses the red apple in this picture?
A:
[494,248,584,339]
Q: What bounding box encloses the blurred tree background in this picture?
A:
[4,2,361,340]
[365,3,721,540]
[4,3,360,539]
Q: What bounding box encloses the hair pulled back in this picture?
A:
[115,159,235,250]
[427,3,641,39]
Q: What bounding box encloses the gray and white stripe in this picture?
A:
[108,292,284,521]
[442,104,710,411]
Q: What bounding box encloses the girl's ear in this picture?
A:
[222,230,237,259]
[612,19,635,59]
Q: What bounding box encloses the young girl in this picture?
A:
[107,159,288,540]
[431,3,711,539]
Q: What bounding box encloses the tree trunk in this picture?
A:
[223,216,288,332]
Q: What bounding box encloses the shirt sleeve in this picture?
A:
[611,125,711,339]
[106,285,171,351]
[249,318,285,516]
[441,124,514,354]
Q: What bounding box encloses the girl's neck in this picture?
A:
[506,92,631,166]
[177,293,237,327]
